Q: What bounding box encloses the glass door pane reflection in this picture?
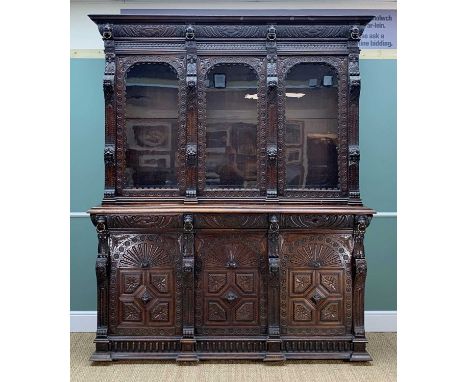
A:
[284,63,339,189]
[205,64,258,189]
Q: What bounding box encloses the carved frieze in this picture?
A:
[280,214,354,229]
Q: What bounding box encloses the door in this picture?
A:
[194,232,268,335]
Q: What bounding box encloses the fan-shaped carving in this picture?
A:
[288,242,343,268]
[117,237,172,268]
[199,237,260,268]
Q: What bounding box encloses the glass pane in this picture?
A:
[284,63,339,189]
[205,64,258,189]
[124,63,178,188]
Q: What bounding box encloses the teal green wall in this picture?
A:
[70,58,397,311]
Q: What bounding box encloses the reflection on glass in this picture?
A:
[205,64,258,188]
[285,63,339,189]
[124,63,178,188]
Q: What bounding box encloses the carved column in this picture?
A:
[266,26,279,199]
[185,25,198,201]
[351,214,372,361]
[177,214,198,361]
[100,23,116,200]
[348,25,364,204]
[264,214,285,361]
[92,215,111,360]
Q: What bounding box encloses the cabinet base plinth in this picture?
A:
[263,353,286,362]
[349,351,372,362]
[176,353,200,363]
[90,352,112,362]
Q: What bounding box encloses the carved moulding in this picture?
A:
[114,55,187,197]
[108,233,183,336]
[106,215,182,229]
[197,56,267,197]
[110,24,354,39]
[280,214,354,229]
[277,56,348,197]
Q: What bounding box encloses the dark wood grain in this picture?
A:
[89,13,373,362]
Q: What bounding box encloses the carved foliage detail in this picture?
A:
[321,302,339,321]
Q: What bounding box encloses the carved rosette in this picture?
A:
[197,56,267,197]
[277,56,348,197]
[115,55,186,196]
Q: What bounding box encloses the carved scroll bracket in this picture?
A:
[353,215,371,259]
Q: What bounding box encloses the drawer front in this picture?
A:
[108,233,183,336]
[194,214,268,229]
[194,232,268,336]
[280,233,353,336]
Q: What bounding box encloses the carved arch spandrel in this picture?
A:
[115,55,187,197]
[197,56,267,197]
[280,234,353,336]
[277,56,348,198]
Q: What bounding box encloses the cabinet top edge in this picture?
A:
[88,204,375,216]
[89,13,374,25]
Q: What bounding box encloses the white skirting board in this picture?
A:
[70,311,396,333]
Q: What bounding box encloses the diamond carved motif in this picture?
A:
[235,302,254,321]
[310,288,326,305]
[293,273,312,293]
[321,274,339,293]
[151,274,168,293]
[293,302,312,321]
[235,273,255,293]
[150,302,169,322]
[208,302,227,321]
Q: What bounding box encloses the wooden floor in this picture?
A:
[71,333,397,382]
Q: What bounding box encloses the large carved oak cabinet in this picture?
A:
[88,11,374,362]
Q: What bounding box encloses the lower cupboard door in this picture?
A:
[108,233,183,336]
[280,233,353,336]
[194,233,268,336]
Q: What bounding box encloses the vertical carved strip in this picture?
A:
[93,215,110,356]
[102,24,116,199]
[264,214,285,361]
[352,215,371,338]
[185,26,198,200]
[177,214,198,361]
[348,29,362,203]
[266,26,279,198]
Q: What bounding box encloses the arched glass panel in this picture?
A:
[205,64,258,189]
[284,63,339,189]
[124,63,178,188]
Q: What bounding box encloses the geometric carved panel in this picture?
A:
[208,302,227,321]
[123,273,142,294]
[235,273,255,294]
[320,302,340,322]
[151,273,169,293]
[292,272,312,294]
[150,302,170,322]
[208,273,227,293]
[195,233,267,335]
[280,234,351,335]
[122,303,142,322]
[235,301,255,321]
[293,301,313,321]
[320,273,340,294]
